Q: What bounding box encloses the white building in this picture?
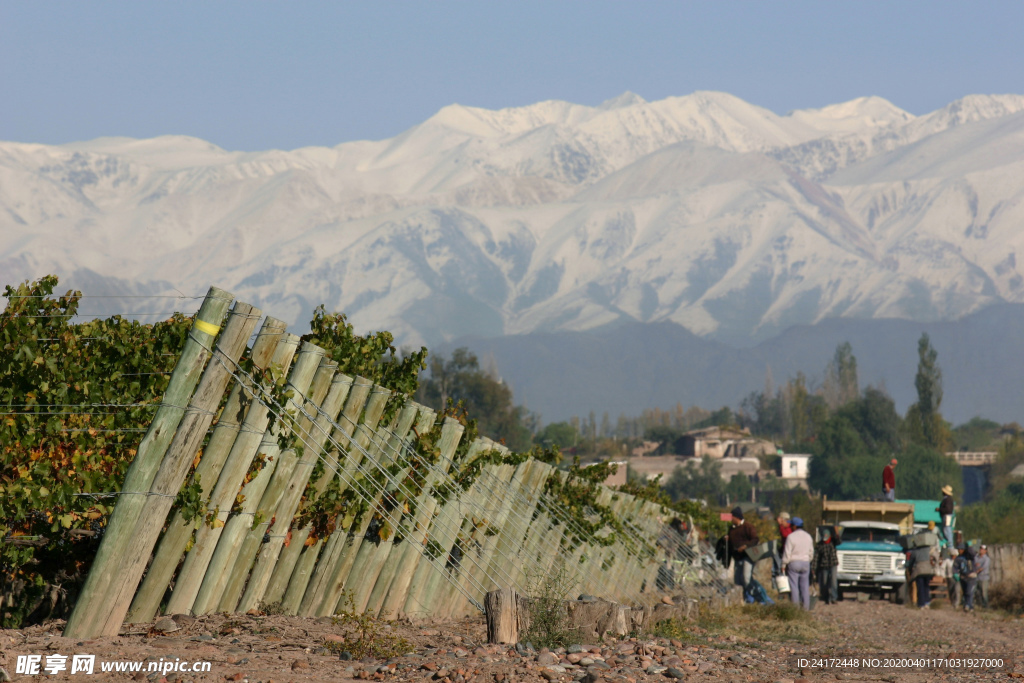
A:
[781,454,811,488]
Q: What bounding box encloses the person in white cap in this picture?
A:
[937,485,955,548]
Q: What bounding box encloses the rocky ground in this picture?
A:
[1,599,1021,683]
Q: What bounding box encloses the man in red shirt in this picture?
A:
[882,458,897,501]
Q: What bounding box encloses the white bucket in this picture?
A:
[775,575,791,593]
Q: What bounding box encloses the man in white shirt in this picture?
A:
[782,517,815,610]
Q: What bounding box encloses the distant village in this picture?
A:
[610,425,1003,497]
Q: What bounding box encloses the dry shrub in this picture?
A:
[990,577,1024,615]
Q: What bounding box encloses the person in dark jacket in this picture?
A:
[727,506,759,602]
[937,485,955,548]
[961,545,979,612]
[813,527,839,604]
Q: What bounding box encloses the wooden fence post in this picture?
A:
[377,418,465,619]
[235,359,354,613]
[65,286,234,639]
[305,385,393,616]
[358,407,438,617]
[186,341,324,614]
[127,315,286,623]
[93,301,261,636]
[260,372,357,607]
[292,378,375,616]
[162,333,300,615]
[326,402,421,614]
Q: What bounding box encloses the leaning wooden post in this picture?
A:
[162,333,300,615]
[306,384,393,616]
[377,417,465,619]
[191,341,326,614]
[65,286,234,639]
[92,301,261,636]
[260,372,356,607]
[293,377,375,616]
[358,406,438,618]
[128,315,285,623]
[329,401,421,614]
[235,358,351,613]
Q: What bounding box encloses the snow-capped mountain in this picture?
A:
[3,91,1024,347]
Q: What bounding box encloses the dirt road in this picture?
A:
[1,599,1020,683]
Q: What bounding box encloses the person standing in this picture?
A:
[976,545,991,609]
[961,545,979,613]
[727,506,759,603]
[813,527,839,605]
[772,512,793,583]
[952,546,970,610]
[940,549,960,608]
[937,485,955,548]
[907,533,939,608]
[882,458,898,501]
[782,517,814,610]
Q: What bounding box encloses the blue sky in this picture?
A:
[2,1,1022,151]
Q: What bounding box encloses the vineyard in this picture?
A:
[1,277,729,638]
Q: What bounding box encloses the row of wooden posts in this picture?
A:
[63,288,706,639]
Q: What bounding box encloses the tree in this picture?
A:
[807,416,886,500]
[535,421,578,449]
[824,342,859,410]
[663,456,724,506]
[416,348,536,450]
[895,444,962,500]
[907,333,950,450]
[837,387,902,453]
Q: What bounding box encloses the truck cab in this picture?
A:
[834,520,907,602]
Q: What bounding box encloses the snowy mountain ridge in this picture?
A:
[3,91,1024,347]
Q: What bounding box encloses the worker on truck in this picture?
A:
[937,485,955,548]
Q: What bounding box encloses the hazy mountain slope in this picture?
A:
[443,304,1024,425]
[2,91,1024,350]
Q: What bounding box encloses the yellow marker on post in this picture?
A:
[193,319,221,336]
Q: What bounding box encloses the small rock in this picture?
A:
[697,662,714,673]
[568,644,586,654]
[541,671,559,681]
[581,674,604,683]
[325,634,346,643]
[538,652,560,666]
[133,674,146,682]
[154,617,180,633]
[729,654,744,664]
[567,653,583,664]
[225,674,243,682]
[579,658,595,666]
[578,594,598,602]
[290,659,309,671]
[421,663,438,671]
[338,651,353,661]
[665,668,687,680]
[661,596,675,606]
